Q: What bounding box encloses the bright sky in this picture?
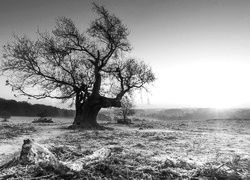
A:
[1,0,250,109]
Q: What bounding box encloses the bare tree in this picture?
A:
[116,95,135,121]
[0,3,155,129]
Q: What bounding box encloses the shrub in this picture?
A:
[32,117,54,123]
[117,119,132,124]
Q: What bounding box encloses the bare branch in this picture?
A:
[0,3,155,114]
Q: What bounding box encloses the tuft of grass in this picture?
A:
[193,154,250,180]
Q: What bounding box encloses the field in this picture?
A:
[0,116,250,179]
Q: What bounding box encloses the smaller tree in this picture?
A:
[0,111,11,122]
[37,109,48,118]
[116,96,135,121]
[33,109,53,123]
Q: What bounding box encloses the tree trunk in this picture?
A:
[71,96,121,129]
[74,99,83,123]
[71,99,102,129]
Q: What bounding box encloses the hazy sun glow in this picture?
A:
[149,60,250,109]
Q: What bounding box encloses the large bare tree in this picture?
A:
[0,4,155,129]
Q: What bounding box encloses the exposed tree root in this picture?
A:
[19,139,113,174]
[68,123,112,130]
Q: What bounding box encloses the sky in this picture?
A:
[1,0,250,109]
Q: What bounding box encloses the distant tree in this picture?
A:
[37,109,48,118]
[0,3,155,129]
[0,111,11,122]
[115,95,135,120]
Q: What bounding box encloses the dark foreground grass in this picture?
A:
[0,145,249,180]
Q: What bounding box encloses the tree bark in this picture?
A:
[74,95,83,123]
[72,100,101,129]
[71,96,121,129]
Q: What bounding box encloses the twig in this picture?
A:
[214,162,227,171]
[29,174,56,180]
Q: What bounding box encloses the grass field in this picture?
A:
[0,116,250,179]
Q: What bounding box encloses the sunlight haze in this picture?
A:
[1,0,250,109]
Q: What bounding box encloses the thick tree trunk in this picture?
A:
[71,96,121,129]
[72,102,101,129]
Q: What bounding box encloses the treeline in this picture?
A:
[0,98,75,117]
[138,108,250,120]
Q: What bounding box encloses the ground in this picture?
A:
[0,117,250,179]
